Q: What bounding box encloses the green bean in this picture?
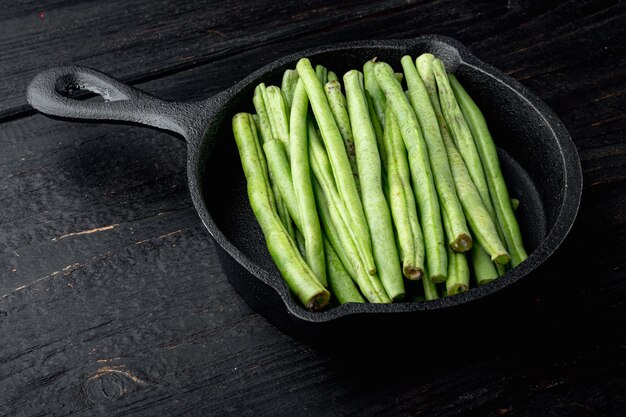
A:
[312,180,354,277]
[262,140,303,225]
[252,88,294,238]
[313,178,388,303]
[280,200,296,239]
[250,113,297,242]
[446,249,469,297]
[449,74,528,267]
[411,73,500,277]
[327,72,347,106]
[344,70,405,301]
[432,60,490,204]
[252,84,273,143]
[252,114,261,138]
[401,56,472,253]
[296,58,375,275]
[422,268,439,300]
[324,238,365,304]
[324,80,358,181]
[366,91,387,170]
[264,86,290,148]
[394,72,404,83]
[441,113,508,264]
[441,205,470,295]
[295,229,307,258]
[430,60,509,271]
[432,60,507,273]
[374,61,448,282]
[248,114,272,203]
[307,120,378,283]
[281,69,299,111]
[363,60,386,125]
[357,71,365,88]
[232,113,329,310]
[316,64,328,85]
[445,247,457,293]
[250,113,286,236]
[264,140,340,289]
[470,243,498,286]
[432,62,509,268]
[416,55,509,265]
[289,79,327,286]
[384,103,425,280]
[511,198,520,212]
[366,88,389,194]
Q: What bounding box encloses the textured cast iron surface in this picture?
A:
[27,35,582,335]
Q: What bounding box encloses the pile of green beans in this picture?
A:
[231,54,527,311]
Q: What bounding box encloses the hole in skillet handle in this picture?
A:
[201,35,581,346]
[54,76,87,100]
[53,72,127,102]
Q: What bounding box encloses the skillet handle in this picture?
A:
[26,66,204,139]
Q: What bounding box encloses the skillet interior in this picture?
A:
[196,38,575,323]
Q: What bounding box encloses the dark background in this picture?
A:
[1,1,625,416]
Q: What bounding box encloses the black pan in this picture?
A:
[27,35,582,341]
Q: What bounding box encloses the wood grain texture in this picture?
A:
[1,0,625,416]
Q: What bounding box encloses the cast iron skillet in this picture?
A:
[27,35,582,340]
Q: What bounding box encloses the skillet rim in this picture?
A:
[186,34,583,323]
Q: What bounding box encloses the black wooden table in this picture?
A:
[1,1,625,416]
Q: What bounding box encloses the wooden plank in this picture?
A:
[0,0,561,119]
